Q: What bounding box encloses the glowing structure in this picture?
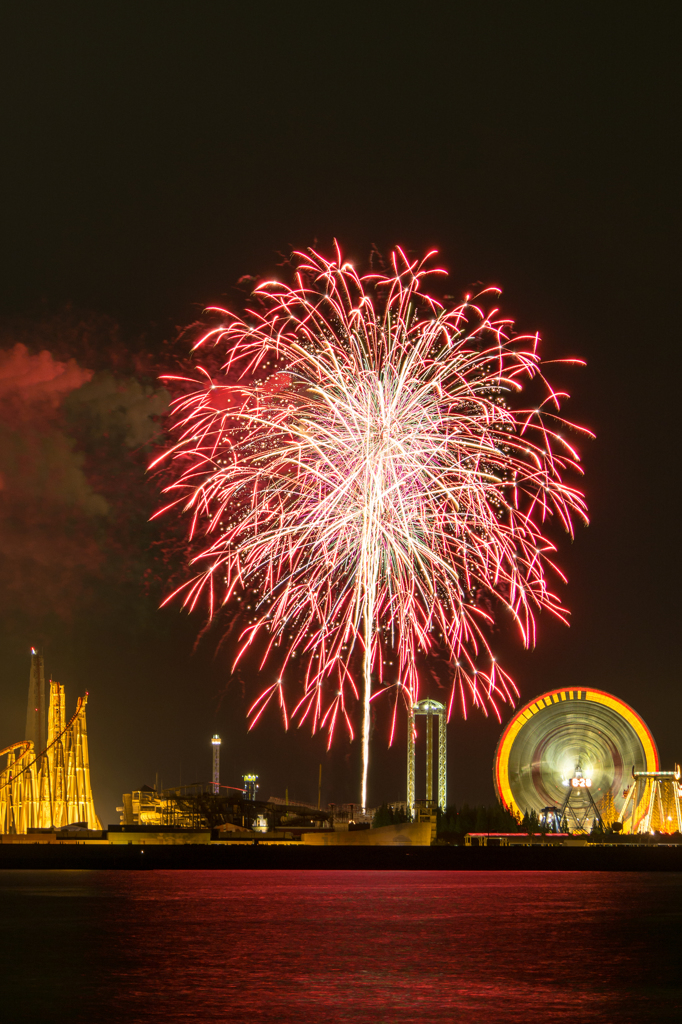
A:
[211,734,221,794]
[25,647,46,756]
[538,807,563,832]
[494,688,658,832]
[243,774,259,801]
[619,768,682,834]
[556,763,603,833]
[0,651,101,833]
[407,698,446,811]
[155,246,589,808]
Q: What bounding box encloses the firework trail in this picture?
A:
[152,245,589,807]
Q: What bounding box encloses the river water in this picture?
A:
[1,869,680,1022]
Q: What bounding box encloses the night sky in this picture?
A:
[0,6,678,825]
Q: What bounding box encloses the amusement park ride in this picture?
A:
[556,765,603,833]
[0,651,100,833]
[2,650,680,840]
[407,698,446,812]
[495,687,682,834]
[620,767,682,834]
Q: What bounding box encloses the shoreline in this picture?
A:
[0,843,680,871]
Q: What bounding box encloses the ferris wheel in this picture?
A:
[494,688,659,832]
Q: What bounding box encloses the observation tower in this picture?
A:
[407,699,446,812]
[494,688,659,833]
[211,734,221,794]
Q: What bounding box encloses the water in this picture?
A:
[0,870,680,1023]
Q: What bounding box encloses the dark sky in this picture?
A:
[0,5,678,825]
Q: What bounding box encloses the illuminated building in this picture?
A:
[494,688,660,833]
[0,650,101,833]
[407,698,446,812]
[117,782,330,835]
[243,774,258,801]
[119,785,206,829]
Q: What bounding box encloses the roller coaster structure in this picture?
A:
[0,652,100,834]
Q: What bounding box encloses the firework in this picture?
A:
[152,245,589,807]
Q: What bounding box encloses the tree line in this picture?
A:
[372,801,523,833]
[438,802,523,835]
[373,799,629,837]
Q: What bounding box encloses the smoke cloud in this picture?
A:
[65,371,169,448]
[0,343,93,406]
[0,344,107,515]
[0,337,170,624]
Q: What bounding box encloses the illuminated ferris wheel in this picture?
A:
[494,688,659,832]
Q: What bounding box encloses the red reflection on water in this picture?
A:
[84,870,681,1023]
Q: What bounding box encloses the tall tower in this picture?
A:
[211,734,221,794]
[25,648,46,754]
[407,698,447,812]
